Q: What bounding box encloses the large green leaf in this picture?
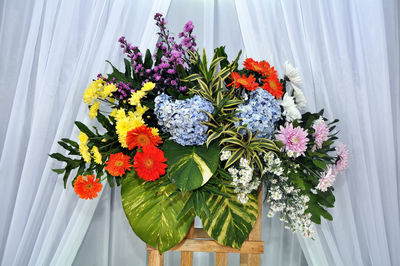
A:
[199,185,258,249]
[121,171,195,253]
[162,140,220,191]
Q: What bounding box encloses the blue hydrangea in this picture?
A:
[154,93,214,146]
[235,88,281,139]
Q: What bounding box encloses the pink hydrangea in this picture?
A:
[316,165,337,192]
[312,119,329,150]
[276,123,309,157]
[335,142,349,172]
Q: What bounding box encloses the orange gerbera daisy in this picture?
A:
[243,58,268,74]
[262,74,284,99]
[133,146,167,181]
[105,152,132,176]
[74,174,103,200]
[228,72,259,91]
[126,125,162,150]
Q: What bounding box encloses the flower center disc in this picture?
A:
[138,134,150,146]
[144,158,154,169]
[86,184,93,189]
[115,160,123,167]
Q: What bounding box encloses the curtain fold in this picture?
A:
[0,0,398,265]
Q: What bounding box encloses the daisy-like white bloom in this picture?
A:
[292,85,307,110]
[280,94,301,122]
[316,165,337,192]
[312,118,330,150]
[284,61,302,87]
[335,142,349,172]
[276,123,309,157]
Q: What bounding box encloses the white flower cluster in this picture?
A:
[221,152,260,204]
[263,152,315,238]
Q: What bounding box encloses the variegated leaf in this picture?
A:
[163,140,220,191]
[199,185,258,249]
[121,172,195,253]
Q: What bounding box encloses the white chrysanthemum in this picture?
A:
[292,84,307,110]
[280,94,301,122]
[284,61,302,86]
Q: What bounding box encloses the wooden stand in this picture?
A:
[146,189,264,266]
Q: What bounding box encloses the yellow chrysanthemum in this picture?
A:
[78,132,89,145]
[135,104,149,116]
[109,97,115,103]
[100,84,118,99]
[128,91,146,106]
[92,146,102,164]
[115,108,127,121]
[83,79,104,104]
[115,111,145,147]
[79,144,91,163]
[151,127,159,136]
[141,82,156,92]
[89,100,100,119]
[110,108,118,118]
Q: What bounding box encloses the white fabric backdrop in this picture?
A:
[0,0,398,265]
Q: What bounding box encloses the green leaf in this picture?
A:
[162,141,220,191]
[52,168,65,174]
[143,49,153,69]
[199,185,258,249]
[124,58,132,79]
[121,172,195,253]
[49,153,72,163]
[312,159,328,170]
[75,121,96,138]
[96,111,115,133]
[63,167,72,188]
[106,60,131,83]
[224,148,245,169]
[61,138,79,148]
[57,141,79,155]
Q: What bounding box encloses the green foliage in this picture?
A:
[121,171,195,253]
[199,184,258,249]
[162,140,220,191]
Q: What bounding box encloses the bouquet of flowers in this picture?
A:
[50,14,349,253]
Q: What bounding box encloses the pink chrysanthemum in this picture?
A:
[312,119,329,150]
[276,123,309,157]
[316,165,337,192]
[335,142,349,173]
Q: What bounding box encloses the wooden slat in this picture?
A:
[193,228,211,239]
[240,186,263,266]
[180,223,194,266]
[147,239,263,254]
[215,253,228,266]
[148,249,164,266]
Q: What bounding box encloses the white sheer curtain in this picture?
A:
[0,0,399,266]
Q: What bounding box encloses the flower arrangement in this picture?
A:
[50,14,349,253]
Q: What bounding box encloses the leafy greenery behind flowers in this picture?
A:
[50,13,349,252]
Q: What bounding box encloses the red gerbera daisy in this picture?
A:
[133,146,167,181]
[262,74,284,99]
[243,58,274,77]
[105,152,132,176]
[126,125,162,150]
[74,174,103,200]
[228,72,259,91]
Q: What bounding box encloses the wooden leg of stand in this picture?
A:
[180,222,195,266]
[148,250,164,266]
[215,253,228,266]
[240,187,263,266]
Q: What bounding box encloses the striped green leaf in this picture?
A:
[121,172,195,253]
[199,185,258,249]
[224,148,245,168]
[163,141,220,191]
